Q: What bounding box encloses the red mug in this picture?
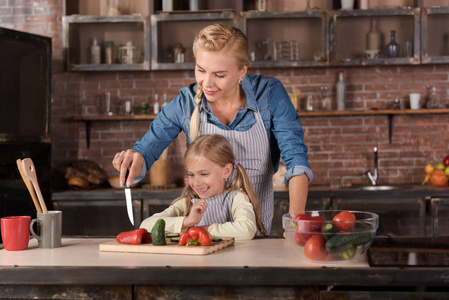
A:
[1,216,31,251]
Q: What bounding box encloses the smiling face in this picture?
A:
[186,155,233,200]
[195,50,247,104]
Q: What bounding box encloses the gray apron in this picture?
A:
[192,190,237,226]
[199,107,274,234]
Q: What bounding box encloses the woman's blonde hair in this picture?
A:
[171,134,266,236]
[189,24,249,142]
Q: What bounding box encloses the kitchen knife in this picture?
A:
[124,170,134,226]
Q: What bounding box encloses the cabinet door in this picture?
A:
[329,8,420,66]
[150,12,241,70]
[421,7,449,64]
[244,11,329,68]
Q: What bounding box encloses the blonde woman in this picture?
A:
[113,24,312,235]
[140,134,266,240]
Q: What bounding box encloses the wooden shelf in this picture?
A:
[297,108,449,117]
[72,108,449,147]
[72,115,156,121]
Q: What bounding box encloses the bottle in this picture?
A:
[91,38,101,64]
[104,41,114,64]
[366,19,381,58]
[386,30,400,58]
[153,94,159,114]
[306,95,313,111]
[336,71,346,111]
[162,94,168,107]
[427,86,438,108]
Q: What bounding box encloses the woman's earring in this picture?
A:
[224,177,228,181]
[238,78,243,84]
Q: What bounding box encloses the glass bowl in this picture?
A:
[283,210,379,263]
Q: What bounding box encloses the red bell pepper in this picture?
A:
[178,226,212,246]
[116,228,151,245]
[294,214,325,246]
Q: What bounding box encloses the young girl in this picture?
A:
[140,134,266,240]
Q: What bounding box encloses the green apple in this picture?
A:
[445,167,449,176]
[437,162,446,170]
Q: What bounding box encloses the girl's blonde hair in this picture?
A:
[189,24,249,142]
[171,134,266,236]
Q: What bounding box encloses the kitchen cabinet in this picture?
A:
[244,10,329,68]
[62,0,449,71]
[150,11,241,70]
[329,8,421,66]
[63,0,150,71]
[421,6,449,64]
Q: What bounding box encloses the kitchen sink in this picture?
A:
[360,185,401,191]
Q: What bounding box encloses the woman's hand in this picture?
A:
[112,149,144,187]
[183,199,208,228]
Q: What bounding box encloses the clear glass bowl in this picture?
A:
[283,210,379,263]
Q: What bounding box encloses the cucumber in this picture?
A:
[326,230,373,253]
[170,236,180,243]
[166,233,180,238]
[351,231,373,246]
[321,222,338,240]
[325,233,355,253]
[212,236,222,242]
[151,219,167,246]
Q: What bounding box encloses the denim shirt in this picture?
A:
[132,74,313,184]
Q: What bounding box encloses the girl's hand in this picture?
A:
[183,199,208,228]
[112,149,143,187]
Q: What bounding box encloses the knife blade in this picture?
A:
[124,171,134,226]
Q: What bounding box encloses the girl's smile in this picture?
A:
[186,156,232,200]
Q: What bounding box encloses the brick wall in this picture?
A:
[2,1,449,187]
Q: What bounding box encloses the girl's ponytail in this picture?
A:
[232,164,267,236]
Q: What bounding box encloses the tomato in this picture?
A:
[304,235,327,261]
[332,211,356,231]
[294,214,324,246]
[294,232,311,247]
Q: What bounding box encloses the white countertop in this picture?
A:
[0,238,368,268]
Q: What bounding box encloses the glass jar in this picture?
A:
[173,43,185,63]
[118,41,141,64]
[107,0,120,16]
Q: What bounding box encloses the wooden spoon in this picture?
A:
[16,159,42,213]
[21,158,48,213]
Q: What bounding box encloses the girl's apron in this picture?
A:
[192,190,237,226]
[199,107,274,234]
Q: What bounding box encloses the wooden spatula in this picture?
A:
[16,159,42,213]
[21,158,48,213]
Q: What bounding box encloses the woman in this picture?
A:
[112,24,312,234]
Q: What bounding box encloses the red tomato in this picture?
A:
[304,235,327,261]
[332,211,356,231]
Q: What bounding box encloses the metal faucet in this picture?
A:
[364,147,378,186]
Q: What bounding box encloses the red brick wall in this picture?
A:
[2,1,449,187]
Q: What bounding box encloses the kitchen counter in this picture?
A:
[1,237,449,299]
[52,185,449,237]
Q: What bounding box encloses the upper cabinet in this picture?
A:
[421,6,449,64]
[63,0,150,71]
[62,0,449,71]
[150,12,241,70]
[329,8,421,66]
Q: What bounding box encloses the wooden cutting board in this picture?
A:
[99,237,235,255]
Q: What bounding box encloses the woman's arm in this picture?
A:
[288,174,309,213]
[139,200,187,233]
[207,192,257,240]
